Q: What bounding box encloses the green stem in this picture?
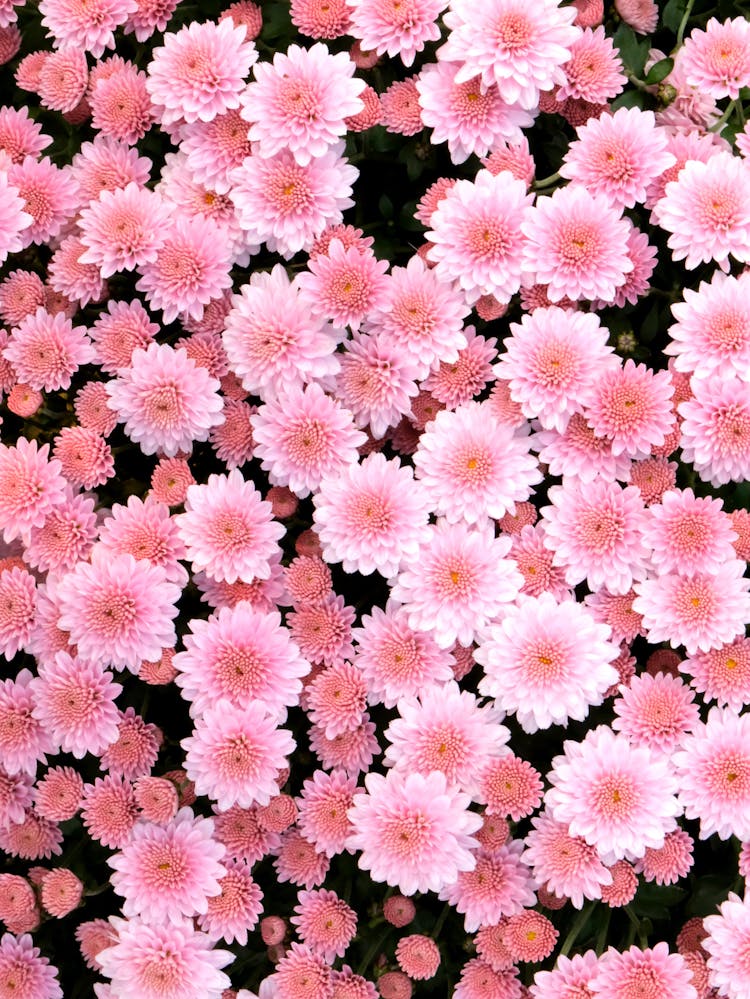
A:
[533,171,560,192]
[676,0,696,48]
[559,902,595,957]
[356,926,391,977]
[627,73,649,92]
[595,907,612,956]
[430,902,451,941]
[710,99,737,133]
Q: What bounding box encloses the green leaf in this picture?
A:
[613,22,649,77]
[662,0,688,33]
[611,88,647,112]
[378,194,394,220]
[645,57,675,85]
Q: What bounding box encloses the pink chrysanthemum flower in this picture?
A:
[347,0,445,67]
[296,769,359,858]
[395,935,440,982]
[0,269,45,327]
[0,172,31,265]
[98,916,232,999]
[136,216,233,324]
[634,828,694,886]
[667,271,750,380]
[146,17,257,127]
[8,156,78,249]
[287,593,355,667]
[352,603,454,708]
[366,253,469,379]
[297,240,389,330]
[222,265,341,402]
[384,680,508,795]
[680,16,750,100]
[597,220,658,310]
[39,0,136,56]
[150,456,195,507]
[612,671,699,755]
[440,839,536,931]
[37,47,88,113]
[108,808,226,923]
[336,331,421,439]
[503,911,558,964]
[56,549,180,672]
[0,767,33,828]
[546,725,681,863]
[90,62,153,145]
[642,487,737,577]
[680,374,750,486]
[52,427,114,490]
[556,25,626,102]
[593,943,698,999]
[291,888,357,962]
[212,804,281,865]
[523,811,612,908]
[77,182,171,278]
[263,941,333,999]
[392,520,522,649]
[70,136,151,202]
[106,342,224,458]
[0,933,62,999]
[455,959,521,999]
[495,306,617,432]
[313,452,431,578]
[560,106,675,210]
[3,307,94,393]
[100,707,160,780]
[123,0,179,40]
[273,826,330,889]
[195,858,263,946]
[39,868,83,918]
[654,152,750,271]
[209,398,255,469]
[285,556,333,608]
[413,400,541,524]
[633,559,750,655]
[0,437,67,544]
[615,0,657,33]
[179,109,252,195]
[0,565,35,660]
[585,359,675,459]
[423,327,497,409]
[704,892,750,999]
[182,699,295,811]
[522,185,633,303]
[174,602,309,723]
[230,143,358,259]
[346,768,481,896]
[439,0,579,109]
[81,775,138,848]
[426,168,533,305]
[95,494,187,587]
[673,707,750,841]
[291,0,351,38]
[0,107,50,165]
[0,874,39,935]
[47,235,105,308]
[477,592,618,733]
[416,61,533,165]
[0,807,63,860]
[306,662,367,739]
[176,469,284,584]
[682,637,750,712]
[0,670,55,777]
[509,524,571,601]
[242,43,364,166]
[530,950,600,999]
[90,298,158,376]
[540,479,649,595]
[30,652,122,759]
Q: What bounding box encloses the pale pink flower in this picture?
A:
[438,0,579,109]
[593,943,697,999]
[242,43,364,165]
[585,359,675,459]
[108,808,226,923]
[297,240,389,330]
[90,61,153,145]
[522,185,633,303]
[39,0,136,56]
[423,327,497,409]
[680,16,750,100]
[365,253,469,379]
[124,0,179,41]
[347,0,445,67]
[0,670,55,776]
[426,168,533,305]
[78,182,171,278]
[0,933,62,999]
[288,593,355,668]
[413,400,540,524]
[291,0,352,38]
[335,332,420,438]
[416,61,533,164]
[106,342,224,458]
[673,707,750,841]
[100,707,160,780]
[633,560,750,655]
[8,156,78,248]
[680,374,750,486]
[642,488,737,577]
[0,564,35,660]
[439,839,536,931]
[704,892,750,999]
[346,768,482,896]
[455,960,521,999]
[523,811,612,908]
[478,755,542,821]
[682,637,750,712]
[654,152,750,271]
[146,17,257,127]
[57,549,180,672]
[197,858,263,945]
[95,494,187,587]
[2,308,93,393]
[495,306,617,432]
[352,602,454,707]
[263,942,333,999]
[615,0,657,33]
[556,25,626,103]
[182,699,295,811]
[37,47,88,113]
[89,297,158,375]
[634,828,694,886]
[175,470,285,584]
[70,136,151,202]
[0,172,31,265]
[47,235,105,307]
[560,107,675,210]
[384,681,508,795]
[530,950,600,999]
[230,143,358,258]
[0,107,50,164]
[612,671,699,755]
[509,524,571,601]
[175,602,309,723]
[296,769,359,858]
[391,520,522,648]
[540,479,649,595]
[546,725,680,863]
[0,437,67,544]
[667,271,750,379]
[477,592,619,733]
[81,775,138,848]
[179,109,253,195]
[98,916,232,999]
[52,427,114,490]
[291,888,356,962]
[30,652,122,759]
[313,452,431,578]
